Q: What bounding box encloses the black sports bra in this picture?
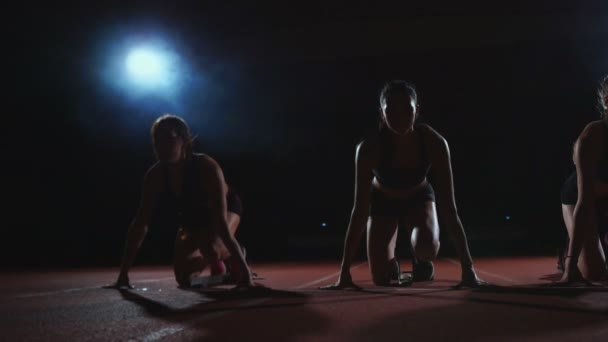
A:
[372,125,431,189]
[154,157,212,230]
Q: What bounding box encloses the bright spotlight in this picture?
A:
[100,35,191,112]
[127,49,163,79]
[126,48,167,86]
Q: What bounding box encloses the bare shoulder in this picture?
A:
[192,153,223,175]
[579,120,605,141]
[357,136,377,154]
[356,135,381,163]
[418,124,448,150]
[576,120,606,157]
[193,153,216,167]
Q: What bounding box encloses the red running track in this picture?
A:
[1,256,607,341]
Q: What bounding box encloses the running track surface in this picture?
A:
[1,257,607,341]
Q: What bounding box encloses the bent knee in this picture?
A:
[173,257,204,288]
[414,239,440,261]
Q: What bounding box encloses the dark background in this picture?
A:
[4,1,608,269]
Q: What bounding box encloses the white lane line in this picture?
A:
[138,326,184,342]
[446,258,518,284]
[130,298,268,342]
[133,263,367,342]
[136,277,177,284]
[393,287,453,292]
[291,263,366,289]
[7,277,176,299]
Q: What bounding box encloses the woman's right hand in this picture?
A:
[320,271,361,290]
[546,262,594,287]
[231,281,269,295]
[103,272,134,289]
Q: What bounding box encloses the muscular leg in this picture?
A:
[367,215,399,285]
[398,201,440,282]
[173,228,206,287]
[173,211,242,287]
[405,201,440,262]
[562,204,607,280]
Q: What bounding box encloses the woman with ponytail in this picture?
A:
[322,81,485,289]
[108,114,255,290]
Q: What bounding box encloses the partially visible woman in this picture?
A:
[559,140,608,280]
[558,76,608,284]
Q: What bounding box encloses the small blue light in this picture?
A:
[321,222,327,228]
[505,215,511,221]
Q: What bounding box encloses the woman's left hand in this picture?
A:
[455,265,488,288]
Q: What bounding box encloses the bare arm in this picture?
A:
[572,139,608,196]
[340,141,375,272]
[111,168,157,288]
[428,131,473,268]
[424,126,485,287]
[319,141,376,290]
[565,127,600,279]
[204,157,253,286]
